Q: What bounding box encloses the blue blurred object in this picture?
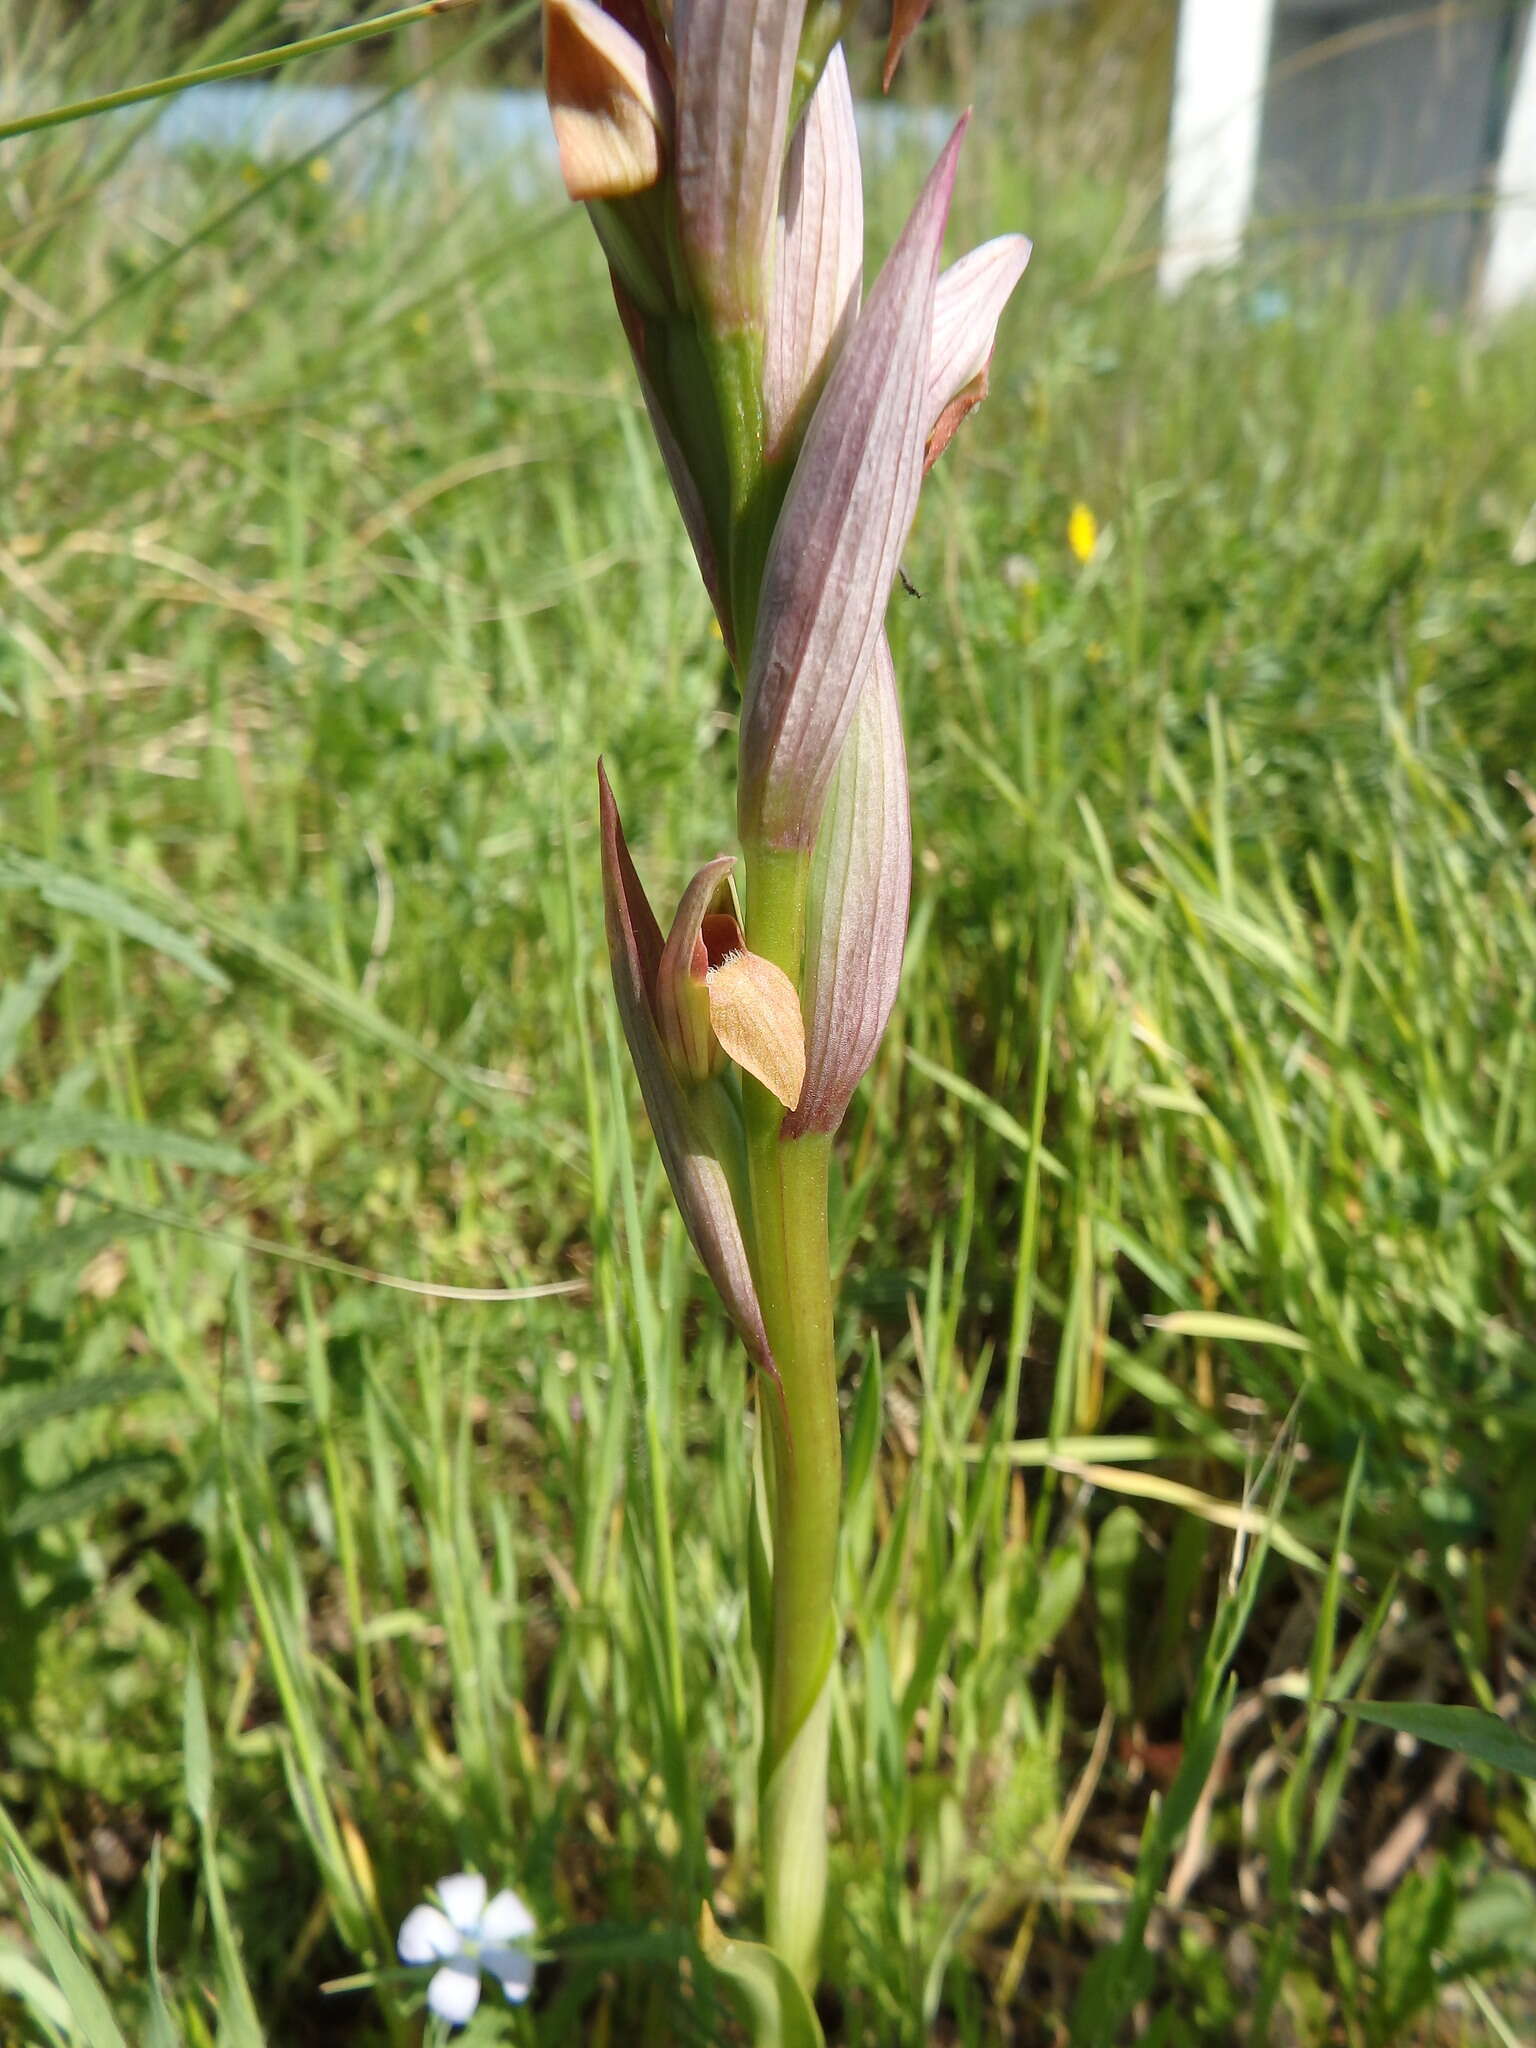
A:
[1246,285,1291,326]
[129,81,957,200]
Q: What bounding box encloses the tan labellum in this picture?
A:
[544,0,670,202]
[707,951,806,1109]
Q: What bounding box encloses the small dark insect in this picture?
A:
[897,565,923,599]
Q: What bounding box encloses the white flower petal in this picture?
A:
[493,1947,536,2005]
[397,1904,460,1964]
[427,1960,483,2026]
[435,1872,488,1934]
[479,1889,536,1945]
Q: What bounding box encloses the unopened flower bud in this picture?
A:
[784,636,908,1138]
[764,45,862,463]
[675,0,807,331]
[543,0,672,202]
[739,119,966,852]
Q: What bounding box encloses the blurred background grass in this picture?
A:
[2,1,1536,2041]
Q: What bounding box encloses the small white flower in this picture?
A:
[397,1872,536,2027]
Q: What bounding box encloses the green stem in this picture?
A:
[743,846,840,1990]
[789,0,859,130]
[698,328,773,657]
[752,1127,838,1734]
[0,0,481,144]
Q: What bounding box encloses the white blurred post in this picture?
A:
[1481,6,1536,316]
[1160,0,1278,293]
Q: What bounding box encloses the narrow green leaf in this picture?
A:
[988,1435,1183,1467]
[0,853,228,990]
[192,898,513,1116]
[700,1909,826,2048]
[1146,1310,1308,1350]
[0,0,481,143]
[6,1453,179,1536]
[183,1656,213,1829]
[0,948,72,1081]
[143,1838,180,2048]
[0,1371,180,1449]
[842,1342,882,1513]
[0,1108,251,1174]
[0,1214,147,1289]
[1018,1544,1086,1670]
[0,1945,73,2034]
[905,1049,1069,1180]
[10,1865,128,2048]
[1092,1505,1142,1720]
[1335,1701,1536,1781]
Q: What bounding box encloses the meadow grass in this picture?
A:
[2,5,1536,2042]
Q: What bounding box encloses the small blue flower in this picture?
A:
[397,1872,536,2027]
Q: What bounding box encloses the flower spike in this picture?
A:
[562,0,1030,1988]
[598,765,777,1378]
[739,116,967,852]
[783,636,910,1138]
[543,0,673,202]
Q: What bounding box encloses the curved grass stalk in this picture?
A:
[0,0,482,145]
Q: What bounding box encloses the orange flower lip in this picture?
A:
[655,863,806,1109]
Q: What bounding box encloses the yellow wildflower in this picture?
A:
[1068,501,1099,565]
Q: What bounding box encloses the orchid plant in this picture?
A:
[542,0,1028,2023]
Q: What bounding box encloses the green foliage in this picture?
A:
[1,2,1534,2043]
[703,1910,828,2048]
[1339,1705,1536,1786]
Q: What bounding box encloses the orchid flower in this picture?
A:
[541,4,1027,2017]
